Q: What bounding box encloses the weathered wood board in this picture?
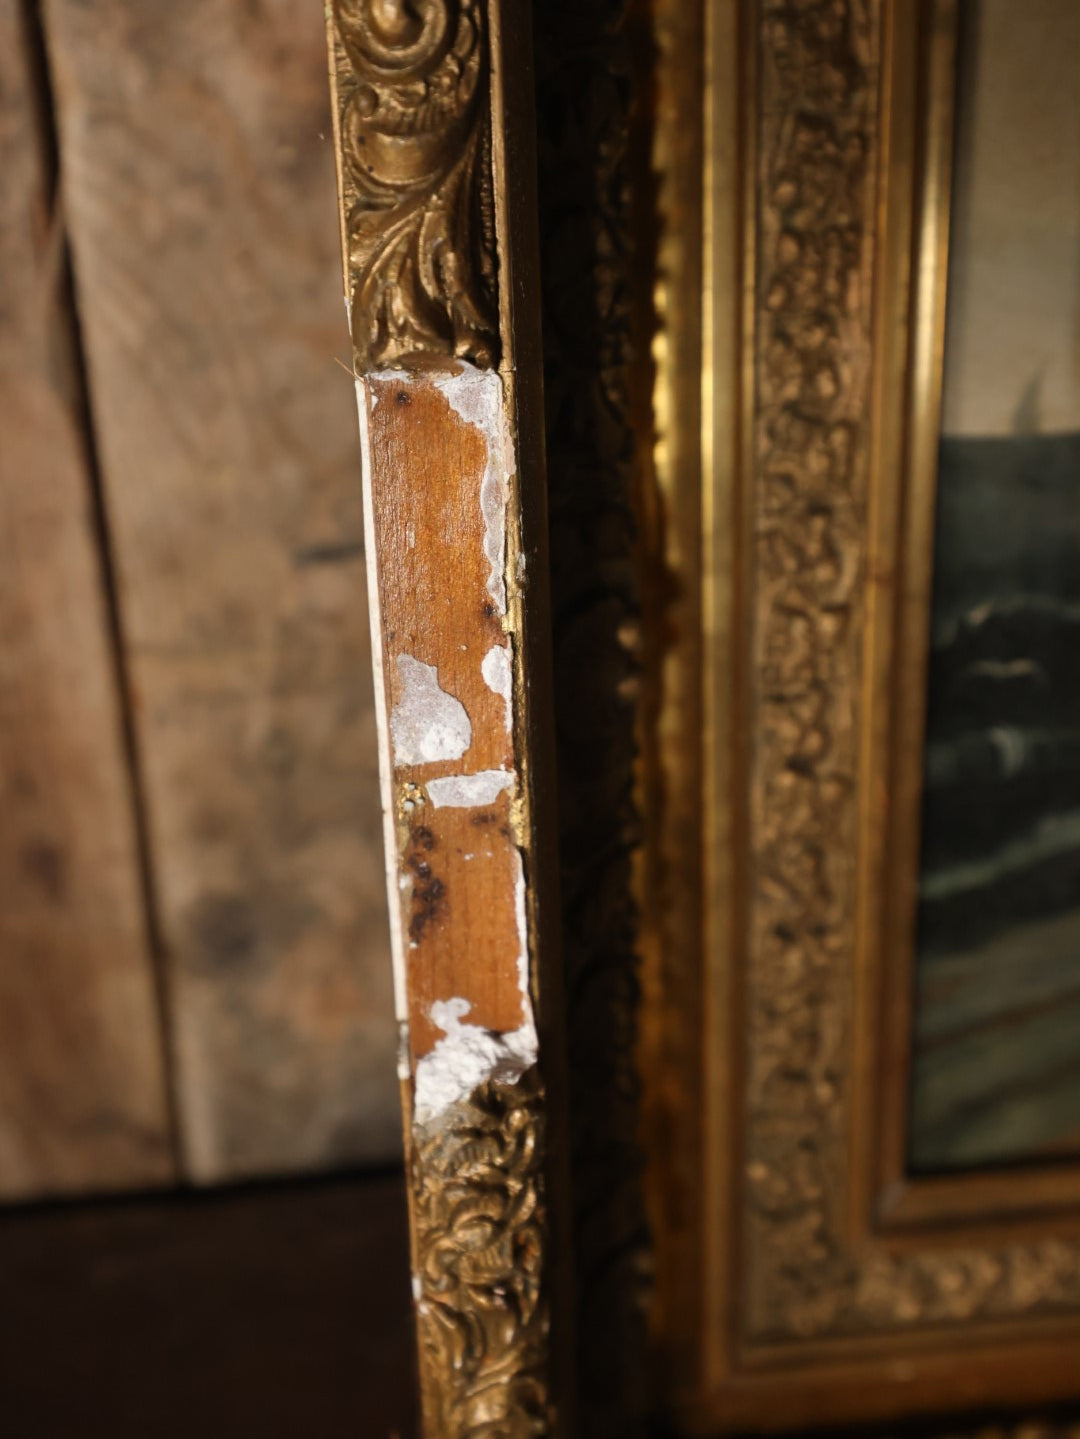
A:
[0,1,173,1198]
[42,0,399,1180]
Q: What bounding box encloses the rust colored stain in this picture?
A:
[364,372,527,1061]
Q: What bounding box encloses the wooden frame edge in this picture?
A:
[325,3,572,1434]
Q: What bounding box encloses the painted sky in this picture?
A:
[940,0,1080,438]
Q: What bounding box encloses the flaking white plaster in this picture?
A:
[481,643,513,732]
[425,769,513,809]
[389,655,471,765]
[434,367,513,615]
[413,997,538,1128]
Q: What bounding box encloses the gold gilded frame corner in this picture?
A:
[645,0,1080,1431]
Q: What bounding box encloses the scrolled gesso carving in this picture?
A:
[411,1069,552,1438]
[332,0,498,369]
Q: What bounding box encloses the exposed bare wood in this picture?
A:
[364,375,527,1064]
[41,0,399,1181]
[0,0,172,1198]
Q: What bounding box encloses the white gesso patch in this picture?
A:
[413,997,537,1128]
[481,643,513,732]
[433,367,513,616]
[425,769,513,809]
[389,654,471,766]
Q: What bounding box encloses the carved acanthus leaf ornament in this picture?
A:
[412,1069,551,1438]
[330,0,498,370]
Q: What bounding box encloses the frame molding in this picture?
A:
[868,0,1080,1234]
[327,4,570,1435]
[647,0,1080,1429]
[328,0,499,371]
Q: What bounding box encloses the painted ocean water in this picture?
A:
[910,431,1080,1171]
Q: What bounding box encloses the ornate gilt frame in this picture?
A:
[645,0,1080,1430]
[326,4,572,1434]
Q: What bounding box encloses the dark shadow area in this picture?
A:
[0,1170,419,1438]
[534,0,658,1433]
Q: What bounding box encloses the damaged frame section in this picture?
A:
[356,364,538,1125]
[354,361,557,1437]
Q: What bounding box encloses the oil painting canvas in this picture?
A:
[909,0,1080,1171]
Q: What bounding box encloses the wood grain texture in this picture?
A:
[41,0,399,1181]
[0,0,172,1198]
[365,373,524,1061]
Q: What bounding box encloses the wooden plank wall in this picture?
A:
[0,0,399,1197]
[0,0,173,1199]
